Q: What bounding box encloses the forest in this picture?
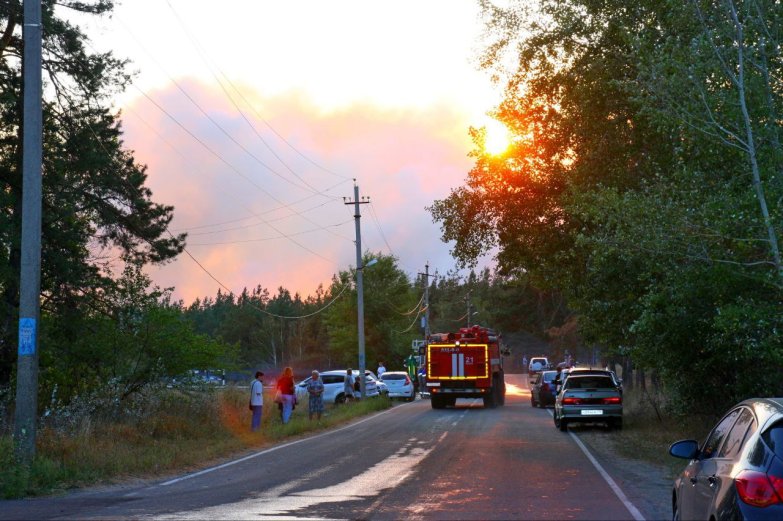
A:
[3,0,783,421]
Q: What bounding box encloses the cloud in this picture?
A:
[122,80,484,304]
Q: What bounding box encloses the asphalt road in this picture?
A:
[1,375,657,520]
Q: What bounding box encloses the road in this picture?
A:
[1,374,664,520]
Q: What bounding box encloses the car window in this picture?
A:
[762,421,783,459]
[565,376,613,389]
[720,408,756,459]
[701,409,741,459]
[322,375,342,385]
[544,372,556,382]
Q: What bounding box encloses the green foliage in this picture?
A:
[0,1,185,384]
[430,0,783,413]
[38,264,234,405]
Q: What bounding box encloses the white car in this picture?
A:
[379,371,415,401]
[295,370,380,405]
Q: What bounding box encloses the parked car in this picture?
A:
[528,357,549,379]
[530,370,558,408]
[295,370,380,405]
[669,398,783,521]
[554,374,623,431]
[379,371,415,401]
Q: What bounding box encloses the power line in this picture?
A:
[163,0,352,184]
[114,21,351,244]
[81,116,351,321]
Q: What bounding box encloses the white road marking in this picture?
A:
[547,410,645,521]
[158,406,398,487]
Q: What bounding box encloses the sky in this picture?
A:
[71,0,506,305]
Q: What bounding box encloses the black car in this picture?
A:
[531,370,558,408]
[669,398,783,520]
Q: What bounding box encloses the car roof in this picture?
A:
[381,371,407,375]
[738,397,783,427]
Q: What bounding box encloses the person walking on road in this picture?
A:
[276,367,296,424]
[344,368,355,403]
[250,371,264,432]
[306,370,325,420]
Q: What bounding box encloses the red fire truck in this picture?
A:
[425,325,507,409]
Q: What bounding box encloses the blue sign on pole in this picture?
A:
[18,318,36,356]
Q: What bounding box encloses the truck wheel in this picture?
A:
[431,395,446,409]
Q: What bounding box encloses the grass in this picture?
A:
[0,387,391,499]
[602,388,718,478]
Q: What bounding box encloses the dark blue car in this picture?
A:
[669,397,783,520]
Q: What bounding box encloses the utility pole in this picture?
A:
[418,263,435,340]
[344,183,369,399]
[15,0,44,464]
[465,290,472,328]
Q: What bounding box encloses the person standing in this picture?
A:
[306,370,325,420]
[377,362,386,378]
[250,371,264,432]
[343,368,355,403]
[276,367,296,424]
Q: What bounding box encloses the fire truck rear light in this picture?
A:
[736,470,782,507]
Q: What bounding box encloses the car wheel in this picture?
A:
[613,417,623,430]
[335,393,346,405]
[530,396,537,407]
[559,418,568,432]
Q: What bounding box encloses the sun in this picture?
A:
[483,119,511,155]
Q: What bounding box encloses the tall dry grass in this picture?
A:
[0,385,390,498]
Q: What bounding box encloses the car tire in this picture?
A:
[559,417,568,432]
[530,396,537,407]
[335,393,346,405]
[613,418,623,430]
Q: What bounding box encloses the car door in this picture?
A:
[683,408,740,520]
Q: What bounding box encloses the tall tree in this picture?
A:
[0,1,185,383]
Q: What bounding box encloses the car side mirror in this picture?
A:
[669,440,699,460]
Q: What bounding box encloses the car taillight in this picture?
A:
[405,376,411,385]
[562,397,581,405]
[603,396,622,405]
[735,470,783,507]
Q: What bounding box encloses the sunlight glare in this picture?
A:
[484,119,511,155]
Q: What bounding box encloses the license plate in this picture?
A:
[581,409,603,416]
